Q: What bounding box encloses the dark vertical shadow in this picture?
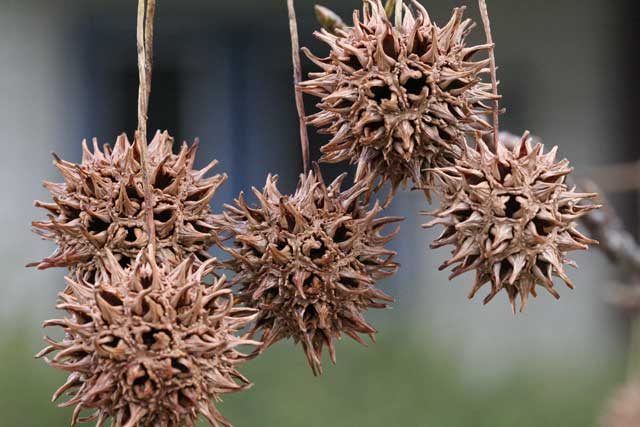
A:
[119,67,182,139]
[227,31,250,194]
[617,0,640,237]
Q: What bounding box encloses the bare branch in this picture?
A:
[578,160,640,193]
[577,179,640,276]
[607,282,640,311]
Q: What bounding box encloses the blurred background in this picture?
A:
[0,0,636,425]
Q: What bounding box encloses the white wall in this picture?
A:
[0,2,82,328]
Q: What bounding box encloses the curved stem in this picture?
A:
[287,0,310,174]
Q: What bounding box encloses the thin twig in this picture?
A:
[578,160,640,193]
[478,0,500,151]
[136,0,157,251]
[287,0,310,174]
[145,0,155,98]
[607,283,640,311]
[137,0,148,139]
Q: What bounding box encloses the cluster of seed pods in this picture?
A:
[31,131,261,427]
[304,0,599,313]
[29,1,600,426]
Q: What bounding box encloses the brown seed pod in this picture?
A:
[37,249,258,427]
[423,132,599,312]
[301,0,494,201]
[30,131,226,273]
[602,382,640,427]
[213,167,402,375]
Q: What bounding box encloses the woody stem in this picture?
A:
[137,0,157,252]
[287,0,310,174]
[478,0,500,152]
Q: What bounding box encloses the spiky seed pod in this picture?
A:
[423,132,599,313]
[213,167,402,375]
[301,0,494,200]
[37,249,258,427]
[602,382,640,427]
[30,131,226,273]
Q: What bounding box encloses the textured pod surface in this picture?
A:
[301,0,494,198]
[214,168,402,374]
[423,133,599,312]
[30,131,226,272]
[37,250,258,427]
[602,382,640,427]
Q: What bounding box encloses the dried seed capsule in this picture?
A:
[423,132,599,312]
[301,0,495,201]
[30,131,226,273]
[214,166,402,375]
[38,249,258,427]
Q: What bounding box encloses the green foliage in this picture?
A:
[0,327,73,427]
[218,332,623,427]
[0,325,624,427]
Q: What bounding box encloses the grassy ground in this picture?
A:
[0,325,625,427]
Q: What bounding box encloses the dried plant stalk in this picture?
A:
[287,0,310,173]
[137,0,157,251]
[478,0,501,150]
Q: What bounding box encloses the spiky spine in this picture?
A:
[423,132,599,312]
[37,249,258,427]
[214,167,401,375]
[31,131,226,273]
[301,0,494,200]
